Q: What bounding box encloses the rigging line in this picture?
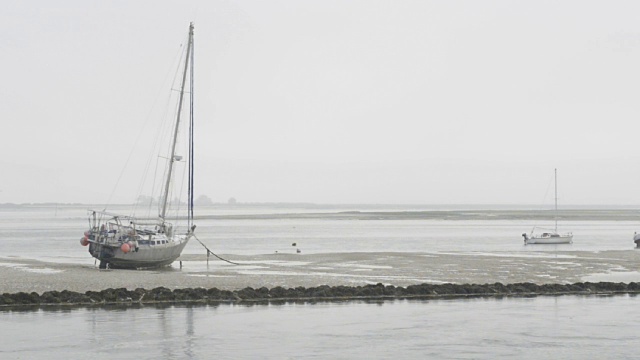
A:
[193,234,240,265]
[160,29,193,223]
[166,136,191,223]
[167,121,191,220]
[143,155,160,219]
[137,74,182,219]
[104,43,187,211]
[167,123,190,224]
[136,98,175,217]
[152,47,190,220]
[541,173,554,209]
[159,36,193,222]
[531,171,555,232]
[135,33,191,218]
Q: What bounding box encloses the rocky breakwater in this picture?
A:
[2,282,640,308]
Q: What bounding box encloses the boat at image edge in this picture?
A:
[521,169,573,245]
[79,23,196,269]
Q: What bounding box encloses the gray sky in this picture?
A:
[2,0,640,205]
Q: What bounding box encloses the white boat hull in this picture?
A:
[524,234,573,245]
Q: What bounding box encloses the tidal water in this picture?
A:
[2,296,639,359]
[1,204,640,358]
[1,204,639,264]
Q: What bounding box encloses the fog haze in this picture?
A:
[2,1,640,205]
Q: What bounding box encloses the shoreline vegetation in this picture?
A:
[2,282,639,309]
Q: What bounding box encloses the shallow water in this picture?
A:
[1,205,638,265]
[2,295,639,359]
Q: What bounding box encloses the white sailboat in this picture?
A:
[79,23,197,269]
[522,168,573,245]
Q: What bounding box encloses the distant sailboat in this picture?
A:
[79,23,197,269]
[522,169,573,245]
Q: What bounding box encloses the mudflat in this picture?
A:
[1,250,640,294]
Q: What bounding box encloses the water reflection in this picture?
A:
[0,291,632,314]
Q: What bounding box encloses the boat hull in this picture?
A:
[525,235,573,245]
[88,236,191,269]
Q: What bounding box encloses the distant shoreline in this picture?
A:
[192,209,640,221]
[2,202,640,210]
[2,203,640,221]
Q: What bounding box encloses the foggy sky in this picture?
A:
[2,0,640,205]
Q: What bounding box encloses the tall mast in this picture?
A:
[554,168,558,232]
[160,23,194,222]
[188,22,195,228]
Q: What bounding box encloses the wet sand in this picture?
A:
[2,250,640,294]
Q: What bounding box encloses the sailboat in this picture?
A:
[79,23,197,269]
[521,168,573,245]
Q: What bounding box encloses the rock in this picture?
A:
[3,281,640,308]
[149,287,174,301]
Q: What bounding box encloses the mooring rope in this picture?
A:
[193,234,240,265]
